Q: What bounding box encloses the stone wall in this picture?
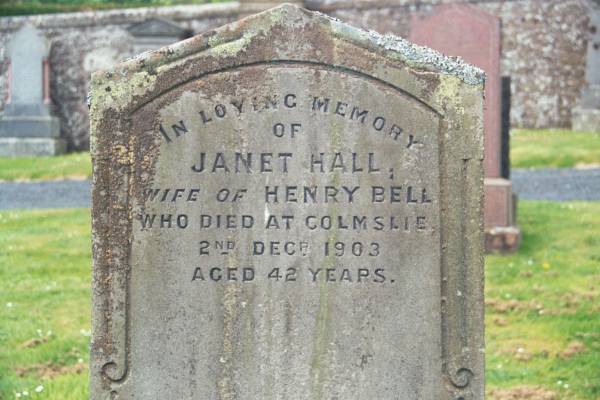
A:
[322,0,593,131]
[0,3,240,150]
[0,0,596,150]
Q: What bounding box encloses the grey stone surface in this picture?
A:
[0,179,89,209]
[0,137,66,157]
[90,5,484,400]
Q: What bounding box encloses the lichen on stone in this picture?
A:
[207,5,292,58]
[323,11,485,86]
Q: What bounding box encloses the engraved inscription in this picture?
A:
[126,64,444,399]
[133,69,439,289]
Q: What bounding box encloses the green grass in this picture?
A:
[0,209,91,399]
[511,129,600,169]
[0,0,229,16]
[0,153,91,182]
[1,202,600,399]
[486,201,600,399]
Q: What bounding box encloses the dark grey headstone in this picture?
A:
[501,76,511,179]
[573,8,600,132]
[582,9,600,109]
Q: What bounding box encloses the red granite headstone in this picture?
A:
[411,4,520,252]
[411,4,501,177]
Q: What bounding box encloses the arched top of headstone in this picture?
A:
[92,4,483,103]
[7,23,48,57]
[91,3,485,159]
[127,17,187,38]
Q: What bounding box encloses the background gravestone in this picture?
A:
[0,24,65,156]
[127,18,191,55]
[410,4,521,252]
[90,5,485,399]
[573,7,600,132]
[501,76,511,180]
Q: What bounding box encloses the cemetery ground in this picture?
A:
[511,130,600,169]
[0,129,599,399]
[0,129,598,182]
[0,202,599,399]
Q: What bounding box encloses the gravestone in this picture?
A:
[0,24,65,156]
[410,4,520,252]
[90,5,485,400]
[127,18,190,55]
[573,8,600,132]
[501,76,511,180]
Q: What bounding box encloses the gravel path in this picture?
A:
[0,180,90,210]
[0,168,599,210]
[511,168,600,202]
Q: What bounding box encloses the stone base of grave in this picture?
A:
[485,178,517,227]
[572,108,600,133]
[0,137,67,157]
[0,114,65,156]
[485,226,521,253]
[0,115,61,138]
[484,177,520,253]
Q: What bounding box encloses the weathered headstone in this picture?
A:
[127,18,190,55]
[410,4,521,252]
[90,5,485,399]
[573,8,600,132]
[0,24,65,156]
